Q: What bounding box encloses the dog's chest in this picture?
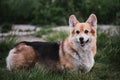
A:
[72,50,94,72]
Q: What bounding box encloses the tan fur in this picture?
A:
[6,43,37,70]
[74,23,97,56]
[59,14,97,72]
[59,38,74,69]
[6,14,97,72]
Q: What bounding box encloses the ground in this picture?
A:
[0,24,120,80]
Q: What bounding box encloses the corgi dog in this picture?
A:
[6,14,97,73]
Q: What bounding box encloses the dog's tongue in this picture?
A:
[80,42,85,47]
[80,39,89,47]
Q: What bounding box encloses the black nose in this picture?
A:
[79,37,84,42]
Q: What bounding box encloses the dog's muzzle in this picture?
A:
[79,37,89,47]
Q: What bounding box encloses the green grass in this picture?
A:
[45,31,68,42]
[0,35,16,68]
[0,27,120,80]
[33,28,53,37]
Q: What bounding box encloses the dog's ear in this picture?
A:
[69,15,79,28]
[86,14,97,28]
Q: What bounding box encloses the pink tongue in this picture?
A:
[80,42,85,47]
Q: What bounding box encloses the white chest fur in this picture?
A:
[72,49,94,72]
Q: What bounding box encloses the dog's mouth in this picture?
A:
[80,39,89,47]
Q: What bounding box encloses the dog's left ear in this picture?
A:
[69,15,79,28]
[86,14,97,28]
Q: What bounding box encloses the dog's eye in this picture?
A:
[76,30,80,34]
[84,30,89,34]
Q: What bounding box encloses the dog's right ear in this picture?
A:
[69,15,79,28]
[86,14,97,28]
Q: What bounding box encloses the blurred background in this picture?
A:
[0,0,119,25]
[0,0,120,80]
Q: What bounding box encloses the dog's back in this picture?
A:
[6,41,60,70]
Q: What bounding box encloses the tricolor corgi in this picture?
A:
[6,14,97,73]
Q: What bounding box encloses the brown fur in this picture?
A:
[6,14,97,72]
[74,23,97,56]
[59,38,74,69]
[59,14,97,71]
[11,43,37,69]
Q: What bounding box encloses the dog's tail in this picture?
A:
[6,48,16,70]
[6,43,37,70]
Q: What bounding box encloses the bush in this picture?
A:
[104,28,120,65]
[96,26,120,66]
[0,23,12,33]
[0,0,120,25]
[115,11,120,25]
[0,36,16,57]
[85,0,120,24]
[0,0,35,24]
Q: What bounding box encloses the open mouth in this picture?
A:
[80,39,89,47]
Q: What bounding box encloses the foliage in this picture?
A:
[0,36,16,58]
[97,27,120,66]
[34,28,53,37]
[0,35,16,68]
[0,0,34,24]
[115,11,120,25]
[104,28,120,65]
[85,0,120,24]
[0,23,12,33]
[45,31,68,42]
[0,0,120,25]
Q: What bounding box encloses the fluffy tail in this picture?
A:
[6,48,16,70]
[6,43,37,70]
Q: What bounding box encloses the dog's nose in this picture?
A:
[79,37,84,42]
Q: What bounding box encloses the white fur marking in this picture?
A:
[6,48,16,70]
[72,50,94,72]
[69,32,95,72]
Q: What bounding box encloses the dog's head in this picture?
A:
[69,14,97,49]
